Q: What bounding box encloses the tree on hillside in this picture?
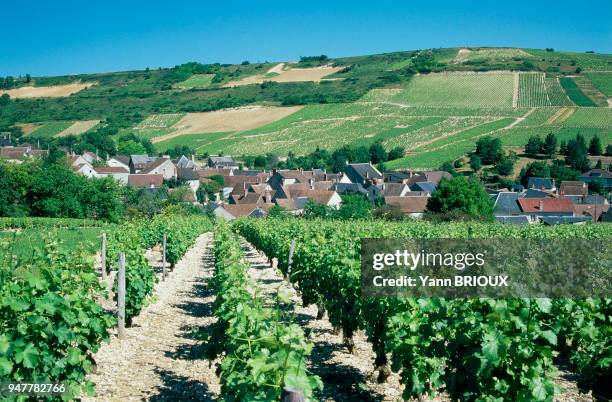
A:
[542,133,558,158]
[475,136,503,164]
[369,142,386,164]
[387,147,404,161]
[439,161,457,176]
[118,140,146,156]
[426,176,494,221]
[606,144,612,157]
[0,94,9,106]
[469,154,482,172]
[550,160,580,182]
[566,134,590,172]
[594,159,603,169]
[495,155,515,176]
[524,135,543,157]
[588,135,602,156]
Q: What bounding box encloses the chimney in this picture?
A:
[539,200,544,211]
[191,154,195,163]
[309,178,314,190]
[215,192,221,202]
[264,189,272,204]
[272,168,277,175]
[243,182,247,192]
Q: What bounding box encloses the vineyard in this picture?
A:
[0,214,212,399]
[236,218,612,401]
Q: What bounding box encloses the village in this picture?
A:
[1,141,610,224]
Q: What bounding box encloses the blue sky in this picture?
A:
[1,0,610,77]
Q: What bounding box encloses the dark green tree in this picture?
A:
[369,142,386,164]
[524,135,543,157]
[426,177,494,221]
[588,135,602,156]
[542,133,558,158]
[475,136,503,164]
[469,154,482,172]
[566,134,590,172]
[336,194,371,219]
[495,157,515,176]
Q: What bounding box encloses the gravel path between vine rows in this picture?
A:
[240,238,594,402]
[85,233,220,401]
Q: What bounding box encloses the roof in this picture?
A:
[493,192,521,215]
[345,163,383,183]
[198,168,233,177]
[127,174,164,188]
[177,167,200,180]
[580,169,612,179]
[333,182,368,194]
[288,189,338,205]
[110,155,130,165]
[222,203,271,218]
[174,155,195,169]
[233,169,267,177]
[523,188,553,198]
[584,194,608,205]
[384,196,429,213]
[527,177,554,190]
[130,154,155,164]
[559,181,588,196]
[141,158,174,173]
[518,197,574,213]
[410,181,436,193]
[380,183,409,197]
[423,171,452,185]
[208,156,236,165]
[94,166,129,174]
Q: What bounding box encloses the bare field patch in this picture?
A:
[1,82,93,98]
[151,106,303,143]
[224,64,342,87]
[17,123,43,135]
[56,120,100,137]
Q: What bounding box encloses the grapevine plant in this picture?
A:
[236,217,611,401]
[205,224,322,401]
[0,237,115,400]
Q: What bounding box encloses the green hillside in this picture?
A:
[1,47,611,169]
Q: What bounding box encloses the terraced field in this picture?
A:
[526,49,612,71]
[560,77,597,106]
[29,121,74,138]
[133,113,185,139]
[139,69,610,169]
[174,74,215,88]
[390,72,515,108]
[585,72,612,97]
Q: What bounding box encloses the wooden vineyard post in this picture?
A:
[100,232,107,280]
[287,239,296,280]
[162,233,167,281]
[117,253,126,340]
[282,388,304,402]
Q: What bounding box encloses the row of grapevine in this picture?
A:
[204,223,322,401]
[0,214,212,399]
[0,217,108,230]
[236,218,611,400]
